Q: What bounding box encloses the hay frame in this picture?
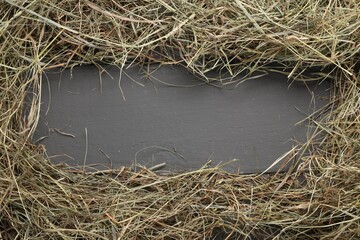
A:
[0,0,359,239]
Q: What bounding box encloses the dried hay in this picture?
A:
[0,0,359,239]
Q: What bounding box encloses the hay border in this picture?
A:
[1,1,359,239]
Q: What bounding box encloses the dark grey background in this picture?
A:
[34,64,329,173]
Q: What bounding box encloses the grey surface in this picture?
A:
[34,64,329,173]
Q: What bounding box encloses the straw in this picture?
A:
[1,0,359,239]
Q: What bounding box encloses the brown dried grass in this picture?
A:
[0,0,359,239]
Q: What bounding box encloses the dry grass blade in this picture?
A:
[0,0,359,239]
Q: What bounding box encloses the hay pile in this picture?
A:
[1,0,359,239]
